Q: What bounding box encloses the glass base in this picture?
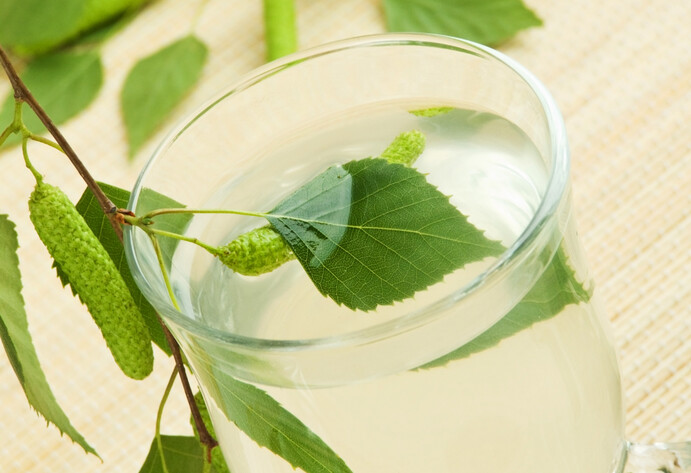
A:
[624,442,691,473]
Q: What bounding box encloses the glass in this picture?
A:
[124,34,689,473]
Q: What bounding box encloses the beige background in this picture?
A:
[0,0,689,470]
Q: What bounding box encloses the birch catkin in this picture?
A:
[29,181,153,380]
[216,129,426,276]
[214,224,296,276]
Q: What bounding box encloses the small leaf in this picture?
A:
[196,363,353,473]
[71,182,192,356]
[266,158,504,311]
[384,0,543,45]
[0,214,97,455]
[138,435,211,473]
[134,186,197,263]
[121,35,208,157]
[0,50,103,147]
[419,245,591,369]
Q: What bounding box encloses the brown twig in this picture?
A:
[0,43,219,456]
[0,44,122,239]
[161,322,218,459]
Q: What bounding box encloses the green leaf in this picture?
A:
[0,214,97,456]
[75,0,149,39]
[138,435,213,473]
[266,158,504,311]
[121,35,208,157]
[419,244,591,369]
[0,50,103,147]
[0,0,85,55]
[196,364,352,473]
[0,0,148,55]
[383,0,543,45]
[70,182,192,355]
[134,187,196,264]
[73,8,139,47]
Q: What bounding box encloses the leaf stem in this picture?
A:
[27,132,63,152]
[123,212,217,256]
[21,137,42,183]
[155,368,178,473]
[263,0,298,61]
[148,227,218,254]
[149,234,181,311]
[202,455,212,473]
[0,99,21,148]
[143,207,267,220]
[0,123,14,146]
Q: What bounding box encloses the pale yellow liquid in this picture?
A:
[175,106,625,472]
[203,297,624,473]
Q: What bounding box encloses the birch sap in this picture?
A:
[170,105,626,473]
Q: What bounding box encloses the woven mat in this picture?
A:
[0,0,688,470]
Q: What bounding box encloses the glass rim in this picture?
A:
[124,33,570,352]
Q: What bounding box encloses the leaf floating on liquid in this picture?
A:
[266,158,504,311]
[419,244,592,369]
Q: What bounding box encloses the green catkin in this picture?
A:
[29,181,153,380]
[378,130,426,166]
[191,392,230,473]
[215,129,426,276]
[409,106,454,117]
[262,0,298,61]
[214,224,296,276]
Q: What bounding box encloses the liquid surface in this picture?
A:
[179,106,546,340]
[169,105,624,473]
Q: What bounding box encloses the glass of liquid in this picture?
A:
[124,34,689,473]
